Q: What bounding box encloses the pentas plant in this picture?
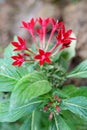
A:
[0,18,87,130]
[11,18,75,66]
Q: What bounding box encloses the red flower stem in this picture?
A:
[52,45,62,56]
[45,29,55,51]
[43,27,46,49]
[40,39,43,49]
[26,48,36,55]
[50,42,59,53]
[32,34,39,51]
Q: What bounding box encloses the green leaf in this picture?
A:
[4,44,16,64]
[52,88,69,98]
[20,111,40,130]
[0,44,29,92]
[53,114,71,130]
[0,74,17,92]
[10,71,52,110]
[67,60,87,78]
[62,96,87,120]
[20,116,31,130]
[61,110,87,130]
[0,61,29,92]
[0,122,19,130]
[0,99,42,122]
[62,85,87,97]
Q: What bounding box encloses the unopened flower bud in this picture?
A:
[43,106,48,112]
[56,105,61,112]
[49,112,53,120]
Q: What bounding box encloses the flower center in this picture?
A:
[42,55,46,60]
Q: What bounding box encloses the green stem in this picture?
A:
[31,110,35,130]
[54,113,59,130]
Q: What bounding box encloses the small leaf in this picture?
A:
[67,60,87,78]
[62,96,87,120]
[10,72,51,110]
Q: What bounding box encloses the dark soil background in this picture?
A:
[0,0,87,86]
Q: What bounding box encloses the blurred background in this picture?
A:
[0,0,87,85]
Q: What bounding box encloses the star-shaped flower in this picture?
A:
[56,23,76,48]
[11,54,25,67]
[11,36,27,51]
[34,49,51,65]
[37,18,50,27]
[21,18,36,35]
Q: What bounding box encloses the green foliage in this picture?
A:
[0,98,42,122]
[0,37,87,130]
[67,60,87,78]
[62,85,87,97]
[51,115,71,130]
[0,74,17,92]
[0,122,20,130]
[10,71,52,110]
[62,96,87,120]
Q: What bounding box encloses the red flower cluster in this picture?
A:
[11,18,76,67]
[43,95,61,120]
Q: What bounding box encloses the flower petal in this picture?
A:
[45,57,51,63]
[39,49,45,55]
[34,55,41,59]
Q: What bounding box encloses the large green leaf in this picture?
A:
[62,96,87,120]
[0,74,17,92]
[0,61,28,92]
[0,42,29,92]
[0,62,29,79]
[62,110,87,130]
[62,85,87,97]
[0,122,19,130]
[52,88,69,98]
[0,37,29,79]
[10,71,51,110]
[67,60,87,78]
[51,115,71,130]
[0,98,42,122]
[4,44,16,64]
[20,116,31,130]
[20,111,40,130]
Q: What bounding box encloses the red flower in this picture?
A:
[56,105,61,112]
[34,49,51,65]
[56,23,76,49]
[11,36,27,51]
[43,106,48,112]
[49,112,53,120]
[11,18,76,67]
[37,17,50,27]
[21,18,36,35]
[36,29,44,42]
[11,54,25,67]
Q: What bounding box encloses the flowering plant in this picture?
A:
[0,18,87,130]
